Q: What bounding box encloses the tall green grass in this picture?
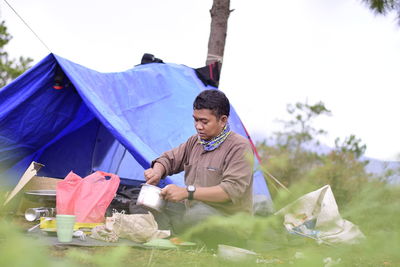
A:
[1,180,399,266]
[182,180,400,266]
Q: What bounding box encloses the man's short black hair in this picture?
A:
[193,89,230,118]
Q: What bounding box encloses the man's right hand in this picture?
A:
[144,162,165,185]
[144,168,161,185]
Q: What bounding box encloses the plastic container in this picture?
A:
[56,215,76,242]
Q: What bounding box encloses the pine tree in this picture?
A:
[0,20,32,87]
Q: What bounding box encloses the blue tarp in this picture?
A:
[0,53,271,200]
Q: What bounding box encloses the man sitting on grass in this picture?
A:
[144,89,254,234]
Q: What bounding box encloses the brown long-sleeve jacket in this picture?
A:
[153,132,254,215]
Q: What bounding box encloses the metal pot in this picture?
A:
[25,207,56,221]
[136,184,166,212]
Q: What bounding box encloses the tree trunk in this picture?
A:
[206,0,231,67]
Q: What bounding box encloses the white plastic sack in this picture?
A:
[275,185,365,244]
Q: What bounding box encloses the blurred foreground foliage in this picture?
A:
[183,181,400,266]
[2,182,399,266]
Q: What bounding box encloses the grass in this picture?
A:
[1,180,400,267]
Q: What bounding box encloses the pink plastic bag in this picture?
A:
[56,171,120,223]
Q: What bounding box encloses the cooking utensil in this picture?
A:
[25,207,56,221]
[136,184,166,212]
[24,190,56,202]
[27,217,52,232]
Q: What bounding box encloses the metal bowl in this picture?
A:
[24,190,56,202]
[136,184,166,212]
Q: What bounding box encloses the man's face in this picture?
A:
[193,109,227,141]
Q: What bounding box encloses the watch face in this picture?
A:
[188,185,195,192]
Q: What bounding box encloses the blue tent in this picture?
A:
[0,53,271,204]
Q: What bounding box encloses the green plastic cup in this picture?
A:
[56,215,76,243]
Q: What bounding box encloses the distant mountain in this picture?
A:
[363,158,400,184]
[253,136,400,184]
[305,143,400,184]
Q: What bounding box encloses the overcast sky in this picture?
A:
[1,0,399,161]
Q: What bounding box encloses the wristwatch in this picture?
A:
[187,185,196,200]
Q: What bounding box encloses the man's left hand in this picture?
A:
[161,184,188,202]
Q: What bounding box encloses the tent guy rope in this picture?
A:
[3,0,52,52]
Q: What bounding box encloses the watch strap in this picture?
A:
[188,190,194,200]
[187,185,195,200]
